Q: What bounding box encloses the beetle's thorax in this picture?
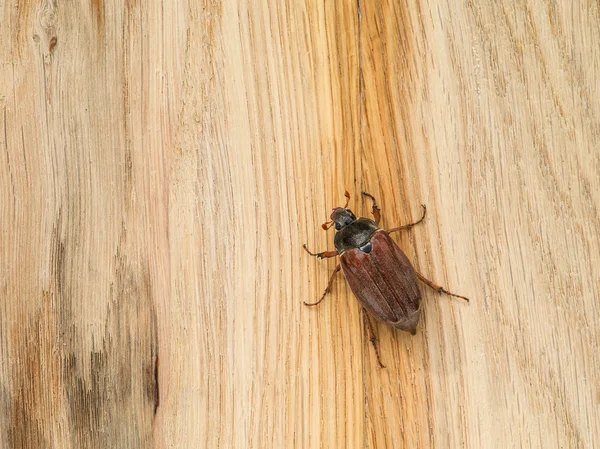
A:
[334,218,379,254]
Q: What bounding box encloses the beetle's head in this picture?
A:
[329,207,357,230]
[321,191,356,231]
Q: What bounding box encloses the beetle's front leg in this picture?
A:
[361,191,381,225]
[302,244,338,259]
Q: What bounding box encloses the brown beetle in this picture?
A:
[304,191,469,368]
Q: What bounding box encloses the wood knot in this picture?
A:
[48,36,57,53]
[39,2,58,32]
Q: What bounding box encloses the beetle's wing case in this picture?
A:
[340,230,422,334]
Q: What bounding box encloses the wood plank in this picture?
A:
[1,1,598,448]
[0,1,162,448]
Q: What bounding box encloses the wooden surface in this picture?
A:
[1,1,599,448]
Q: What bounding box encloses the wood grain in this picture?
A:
[1,1,599,448]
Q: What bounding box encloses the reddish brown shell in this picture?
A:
[340,230,422,334]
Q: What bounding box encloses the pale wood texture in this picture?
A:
[1,1,599,448]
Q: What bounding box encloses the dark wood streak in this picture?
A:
[3,207,159,447]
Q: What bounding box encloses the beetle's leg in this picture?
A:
[304,264,341,307]
[415,271,469,302]
[386,205,427,234]
[361,191,381,225]
[303,244,338,259]
[362,308,386,368]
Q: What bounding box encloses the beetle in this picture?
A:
[303,191,469,368]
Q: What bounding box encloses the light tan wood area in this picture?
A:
[1,1,599,448]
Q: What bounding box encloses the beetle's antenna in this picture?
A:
[343,190,350,208]
[322,191,351,230]
[321,220,334,230]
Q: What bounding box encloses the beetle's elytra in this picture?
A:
[304,191,469,368]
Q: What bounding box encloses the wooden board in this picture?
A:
[1,1,598,447]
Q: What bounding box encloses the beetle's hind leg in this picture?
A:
[303,244,338,259]
[386,205,427,234]
[362,308,386,368]
[361,191,381,224]
[304,264,341,306]
[415,271,470,302]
